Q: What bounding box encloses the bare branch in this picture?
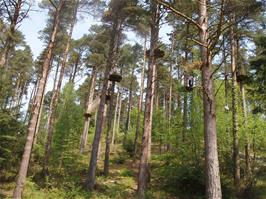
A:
[189,38,208,48]
[48,0,57,9]
[156,0,202,30]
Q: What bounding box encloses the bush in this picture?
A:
[111,153,127,164]
[154,154,205,198]
[122,133,135,156]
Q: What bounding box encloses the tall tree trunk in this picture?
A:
[125,66,135,133]
[223,38,231,144]
[134,37,146,158]
[97,104,108,160]
[137,1,159,198]
[70,54,80,83]
[24,79,38,124]
[240,82,251,177]
[34,58,56,145]
[167,37,173,151]
[80,66,97,153]
[114,90,122,152]
[111,89,120,151]
[87,18,121,190]
[230,19,240,192]
[236,36,251,178]
[104,81,116,176]
[199,1,222,198]
[43,0,78,176]
[13,1,64,198]
[182,23,190,143]
[24,74,42,124]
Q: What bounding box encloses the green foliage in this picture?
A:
[122,133,135,156]
[153,154,205,198]
[0,109,25,170]
[111,153,127,164]
[51,83,83,170]
[248,33,266,113]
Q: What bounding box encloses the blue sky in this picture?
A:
[19,1,99,59]
[18,1,172,94]
[19,1,172,59]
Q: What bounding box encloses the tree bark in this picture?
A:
[24,79,38,124]
[134,37,146,158]
[111,89,120,151]
[199,1,222,198]
[104,81,116,176]
[43,0,78,176]
[33,58,57,145]
[87,17,121,190]
[137,1,159,198]
[182,23,190,143]
[70,54,80,83]
[230,19,240,192]
[13,1,64,198]
[240,82,251,177]
[114,89,122,152]
[80,66,97,153]
[167,37,173,151]
[125,66,135,133]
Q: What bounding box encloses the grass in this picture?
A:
[1,144,265,199]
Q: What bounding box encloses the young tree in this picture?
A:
[43,0,80,176]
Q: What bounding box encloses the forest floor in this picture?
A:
[0,144,266,199]
[0,145,176,199]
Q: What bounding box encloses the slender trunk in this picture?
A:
[70,55,80,83]
[12,77,21,109]
[87,18,121,190]
[183,82,188,142]
[24,80,38,124]
[17,82,27,113]
[34,58,55,145]
[223,38,231,144]
[80,66,97,153]
[43,1,78,175]
[148,58,156,159]
[33,94,45,145]
[111,90,120,151]
[13,1,64,198]
[24,76,40,124]
[230,20,240,192]
[182,24,190,143]
[114,90,122,152]
[134,37,146,158]
[104,81,116,176]
[167,39,173,151]
[125,67,135,133]
[167,60,173,151]
[240,83,251,177]
[199,1,222,198]
[137,1,159,198]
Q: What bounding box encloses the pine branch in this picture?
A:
[156,0,202,30]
